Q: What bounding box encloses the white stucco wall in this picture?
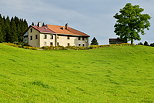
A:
[26,27,89,47]
[39,34,55,47]
[57,35,89,47]
[28,27,40,47]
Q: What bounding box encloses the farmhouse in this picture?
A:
[23,23,90,47]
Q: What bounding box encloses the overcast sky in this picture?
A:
[0,0,153,44]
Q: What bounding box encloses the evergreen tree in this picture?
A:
[91,37,98,45]
[0,14,4,42]
[42,22,45,26]
[31,22,34,26]
[10,18,18,42]
[144,41,149,46]
[0,14,28,43]
[0,24,4,42]
[150,43,154,47]
[138,42,143,45]
[5,16,11,42]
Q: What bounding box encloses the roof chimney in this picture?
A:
[37,22,42,27]
[65,23,68,29]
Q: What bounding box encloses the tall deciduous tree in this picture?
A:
[91,37,98,45]
[114,3,151,44]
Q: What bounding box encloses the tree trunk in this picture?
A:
[131,39,133,44]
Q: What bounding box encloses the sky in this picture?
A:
[0,0,154,44]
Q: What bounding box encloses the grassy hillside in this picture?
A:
[0,43,154,103]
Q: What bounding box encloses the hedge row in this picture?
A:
[89,43,134,49]
[4,43,39,50]
[4,43,134,50]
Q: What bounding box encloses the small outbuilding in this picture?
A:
[109,38,125,44]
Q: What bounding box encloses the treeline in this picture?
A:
[0,14,28,43]
[138,41,154,47]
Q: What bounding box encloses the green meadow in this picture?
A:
[0,43,154,103]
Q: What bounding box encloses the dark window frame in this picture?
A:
[78,37,81,40]
[44,34,47,39]
[50,35,53,39]
[50,42,53,46]
[30,29,32,33]
[67,36,70,39]
[68,43,70,46]
[57,42,59,46]
[82,37,85,40]
[36,35,38,39]
[30,36,32,40]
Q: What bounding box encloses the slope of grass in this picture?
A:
[0,43,154,103]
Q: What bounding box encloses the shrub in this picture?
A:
[41,46,54,50]
[150,43,154,47]
[41,46,66,50]
[54,46,66,50]
[4,43,20,47]
[23,46,38,50]
[89,43,133,49]
[66,46,88,50]
[138,42,143,45]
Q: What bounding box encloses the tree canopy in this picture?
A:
[0,14,28,43]
[91,37,98,45]
[114,3,151,44]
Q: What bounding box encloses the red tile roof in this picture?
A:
[31,25,90,37]
[32,26,55,34]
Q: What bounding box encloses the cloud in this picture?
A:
[0,0,154,44]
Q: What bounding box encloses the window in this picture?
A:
[50,42,53,46]
[57,42,59,46]
[67,36,70,39]
[30,29,32,33]
[83,44,85,46]
[68,43,70,46]
[79,44,81,46]
[82,37,85,40]
[44,35,47,39]
[50,35,53,39]
[78,37,81,40]
[44,42,47,46]
[30,36,32,40]
[36,35,38,39]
